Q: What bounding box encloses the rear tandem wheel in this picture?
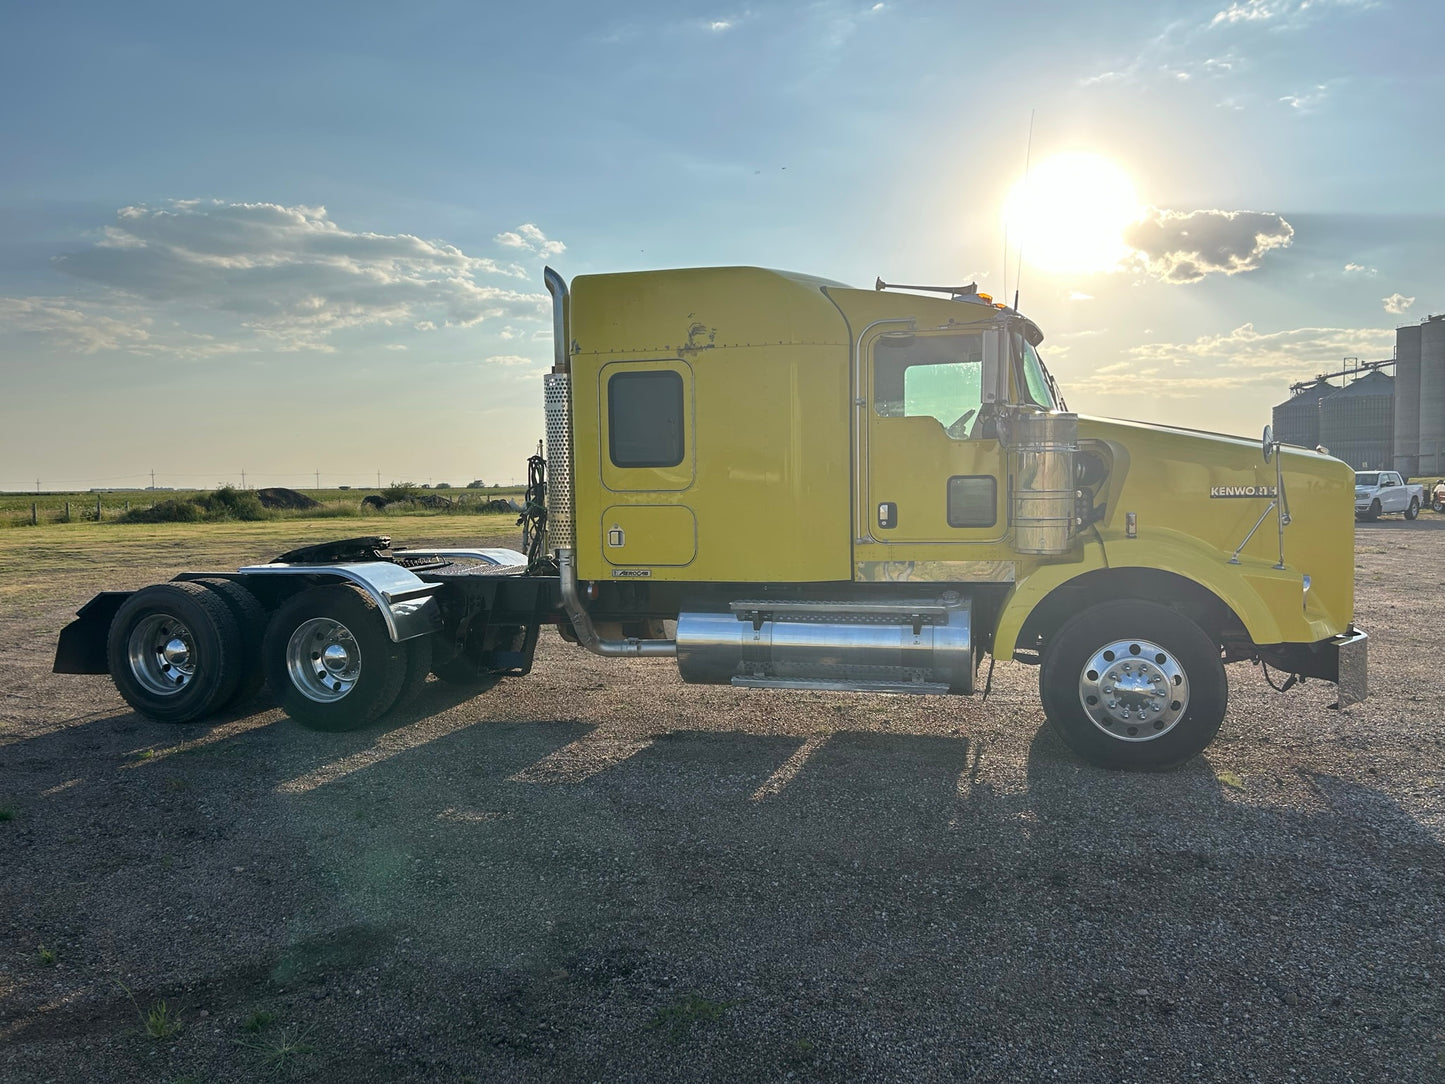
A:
[106,582,245,724]
[261,584,410,731]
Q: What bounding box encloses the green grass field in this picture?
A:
[0,486,525,528]
[0,516,527,620]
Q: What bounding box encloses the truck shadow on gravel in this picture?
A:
[2,701,1443,1082]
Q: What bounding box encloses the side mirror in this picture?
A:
[1262,424,1274,463]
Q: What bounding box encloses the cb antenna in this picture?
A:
[1014,108,1035,312]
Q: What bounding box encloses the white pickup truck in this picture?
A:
[1354,470,1424,520]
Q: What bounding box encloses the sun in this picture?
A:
[1003,153,1141,275]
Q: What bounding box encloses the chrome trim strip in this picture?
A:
[854,560,1016,583]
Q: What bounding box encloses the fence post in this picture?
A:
[31,502,37,526]
[96,496,103,521]
[64,501,71,522]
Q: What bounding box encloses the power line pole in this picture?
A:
[150,468,156,490]
[241,468,246,489]
[315,469,320,491]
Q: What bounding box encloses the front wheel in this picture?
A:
[262,585,408,731]
[1405,497,1420,520]
[1039,600,1227,770]
[1367,500,1382,521]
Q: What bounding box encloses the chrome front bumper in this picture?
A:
[1256,625,1367,706]
[1332,627,1368,707]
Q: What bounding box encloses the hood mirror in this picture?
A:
[1262,424,1274,463]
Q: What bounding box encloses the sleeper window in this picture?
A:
[608,370,685,468]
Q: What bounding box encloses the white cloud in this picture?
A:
[493,222,566,258]
[1083,1,1369,89]
[17,200,548,354]
[0,295,248,358]
[1123,207,1294,284]
[1383,293,1415,314]
[1069,291,1094,301]
[484,354,536,366]
[1279,83,1330,111]
[1081,322,1396,399]
[1211,0,1288,26]
[0,297,151,354]
[1343,263,1377,277]
[1210,0,1375,29]
[1098,322,1392,396]
[708,20,732,32]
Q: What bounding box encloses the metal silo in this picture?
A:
[1321,370,1395,470]
[1418,315,1445,475]
[1394,323,1421,477]
[1272,378,1337,448]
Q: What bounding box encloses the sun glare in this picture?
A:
[1003,153,1141,276]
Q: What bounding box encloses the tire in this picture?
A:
[193,578,268,708]
[262,585,407,731]
[106,582,244,724]
[1039,600,1227,770]
[1434,499,1444,514]
[1367,500,1381,521]
[1405,498,1419,520]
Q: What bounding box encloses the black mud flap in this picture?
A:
[53,592,132,674]
[1257,626,1368,706]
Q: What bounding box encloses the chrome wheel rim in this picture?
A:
[127,614,198,696]
[1077,637,1190,742]
[287,618,361,703]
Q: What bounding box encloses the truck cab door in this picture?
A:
[858,328,1009,559]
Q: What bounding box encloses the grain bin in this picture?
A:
[1321,370,1395,470]
[1418,315,1445,475]
[1394,323,1422,477]
[1273,378,1337,449]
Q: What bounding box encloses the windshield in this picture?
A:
[1355,473,1380,487]
[1020,340,1060,410]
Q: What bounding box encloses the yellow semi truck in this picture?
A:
[55,265,1367,770]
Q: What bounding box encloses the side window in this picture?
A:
[608,370,684,468]
[874,333,985,439]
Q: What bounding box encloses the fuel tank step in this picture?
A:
[676,595,973,694]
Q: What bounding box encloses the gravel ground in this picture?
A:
[1,520,1443,1083]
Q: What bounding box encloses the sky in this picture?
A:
[2,0,1442,491]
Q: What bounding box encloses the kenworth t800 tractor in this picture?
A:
[55,265,1367,769]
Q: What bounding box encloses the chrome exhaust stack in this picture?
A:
[543,267,677,660]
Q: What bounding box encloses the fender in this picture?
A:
[992,529,1329,659]
[236,561,442,642]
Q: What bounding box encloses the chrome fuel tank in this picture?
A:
[676,596,973,694]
